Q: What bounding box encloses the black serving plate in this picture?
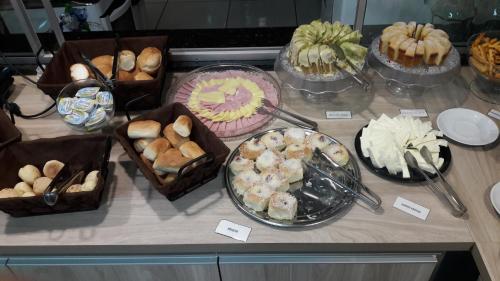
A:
[354,126,452,183]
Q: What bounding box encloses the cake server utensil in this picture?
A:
[303,160,381,211]
[259,98,318,130]
[419,146,467,215]
[404,151,465,217]
[330,44,371,92]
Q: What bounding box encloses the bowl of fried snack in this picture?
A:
[468,31,500,88]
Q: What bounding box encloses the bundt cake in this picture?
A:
[380,22,452,66]
[289,20,367,74]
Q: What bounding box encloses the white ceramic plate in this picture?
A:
[437,108,499,146]
[490,182,500,215]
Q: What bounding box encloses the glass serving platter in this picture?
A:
[367,36,461,95]
[274,44,367,97]
[168,64,281,139]
[224,128,362,228]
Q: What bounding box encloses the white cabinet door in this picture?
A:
[219,254,438,281]
[8,255,219,281]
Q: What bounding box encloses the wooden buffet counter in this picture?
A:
[0,68,498,281]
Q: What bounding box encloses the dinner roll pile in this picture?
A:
[127,115,206,184]
[229,128,351,221]
[70,47,162,82]
[0,160,100,199]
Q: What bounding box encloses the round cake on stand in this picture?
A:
[468,31,500,105]
[367,22,461,96]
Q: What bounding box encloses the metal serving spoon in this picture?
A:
[419,146,467,215]
[404,151,466,217]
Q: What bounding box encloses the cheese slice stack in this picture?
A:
[360,114,448,178]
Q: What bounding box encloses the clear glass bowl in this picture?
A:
[57,79,115,132]
[467,31,500,89]
[168,64,281,139]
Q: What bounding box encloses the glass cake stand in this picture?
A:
[274,44,368,99]
[367,36,461,96]
[467,31,500,105]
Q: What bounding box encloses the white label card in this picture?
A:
[393,196,430,221]
[488,109,500,121]
[215,220,251,242]
[400,109,428,118]
[326,111,352,119]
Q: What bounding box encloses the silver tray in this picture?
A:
[224,128,362,228]
[368,36,460,91]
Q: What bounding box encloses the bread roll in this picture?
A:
[70,63,91,81]
[163,123,189,148]
[164,173,176,184]
[137,47,162,75]
[173,115,192,137]
[95,64,112,79]
[33,177,52,195]
[43,160,65,179]
[118,50,136,71]
[133,138,153,152]
[18,165,41,185]
[143,138,171,161]
[67,184,82,193]
[85,170,99,183]
[134,71,154,81]
[91,55,113,66]
[0,188,18,198]
[14,182,33,196]
[81,180,97,192]
[153,148,191,173]
[179,141,205,159]
[128,120,161,139]
[22,191,36,197]
[117,70,135,81]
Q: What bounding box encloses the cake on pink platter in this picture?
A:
[173,70,280,138]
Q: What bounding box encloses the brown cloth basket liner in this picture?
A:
[115,102,230,201]
[0,110,21,150]
[0,134,112,217]
[37,36,168,111]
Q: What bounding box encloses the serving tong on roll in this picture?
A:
[404,149,467,217]
[303,148,382,211]
[330,44,371,92]
[43,164,88,206]
[258,98,318,130]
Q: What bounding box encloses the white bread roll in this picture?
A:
[14,182,33,196]
[143,138,171,161]
[22,191,36,197]
[0,188,18,198]
[67,184,82,193]
[70,63,91,81]
[91,55,113,66]
[268,192,297,220]
[133,138,154,152]
[134,71,154,81]
[18,165,41,185]
[179,141,205,159]
[173,115,192,137]
[81,180,97,192]
[118,50,136,71]
[85,170,99,183]
[127,120,161,139]
[153,148,190,173]
[43,160,65,179]
[33,177,52,195]
[95,64,112,79]
[137,47,162,75]
[163,123,189,148]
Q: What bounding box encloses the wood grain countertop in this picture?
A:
[0,69,498,280]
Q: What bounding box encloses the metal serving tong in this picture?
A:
[303,148,382,211]
[258,98,318,130]
[79,50,116,90]
[43,164,87,206]
[330,44,371,92]
[404,150,467,217]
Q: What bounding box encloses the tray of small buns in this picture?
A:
[37,36,167,111]
[0,109,21,150]
[225,127,361,227]
[0,134,112,217]
[115,102,230,201]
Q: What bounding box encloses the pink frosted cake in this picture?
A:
[174,70,280,138]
